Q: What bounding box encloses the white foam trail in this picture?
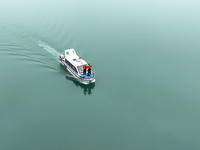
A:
[37,41,60,58]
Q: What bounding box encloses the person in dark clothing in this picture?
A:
[87,64,92,76]
[83,65,86,75]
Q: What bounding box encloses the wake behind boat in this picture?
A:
[59,49,95,84]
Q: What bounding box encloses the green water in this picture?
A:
[1,1,200,149]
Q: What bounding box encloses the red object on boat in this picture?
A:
[79,57,82,59]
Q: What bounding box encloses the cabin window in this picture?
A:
[77,65,84,74]
[66,51,69,55]
[65,59,72,67]
[65,59,77,73]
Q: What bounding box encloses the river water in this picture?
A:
[1,0,200,149]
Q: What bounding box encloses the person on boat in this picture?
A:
[72,66,76,72]
[83,65,87,75]
[87,64,92,76]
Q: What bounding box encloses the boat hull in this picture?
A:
[60,59,95,84]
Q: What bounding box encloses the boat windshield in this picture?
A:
[77,65,84,74]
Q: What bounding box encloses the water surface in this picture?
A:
[1,0,200,149]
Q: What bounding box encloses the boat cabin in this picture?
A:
[64,49,87,74]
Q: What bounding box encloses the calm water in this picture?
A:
[1,1,200,149]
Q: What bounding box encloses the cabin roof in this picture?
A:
[64,49,87,67]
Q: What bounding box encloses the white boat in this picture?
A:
[59,49,95,84]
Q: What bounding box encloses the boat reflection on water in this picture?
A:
[65,75,95,95]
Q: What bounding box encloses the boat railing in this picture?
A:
[92,72,95,78]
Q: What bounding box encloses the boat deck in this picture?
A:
[80,72,94,79]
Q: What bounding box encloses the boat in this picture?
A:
[59,49,95,84]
